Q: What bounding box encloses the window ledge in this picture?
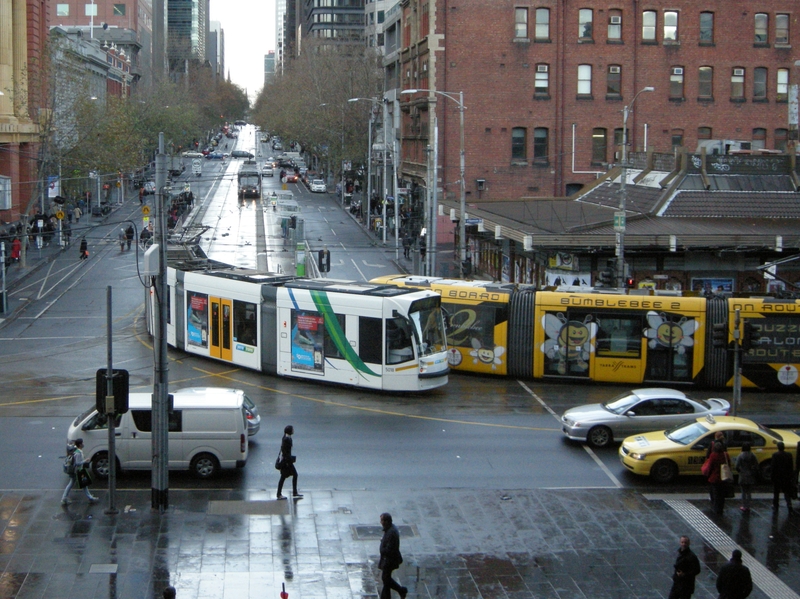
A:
[776,98,788,104]
[578,38,595,44]
[532,161,550,167]
[668,97,685,103]
[513,38,530,44]
[511,161,529,167]
[663,40,680,46]
[775,43,791,49]
[534,94,551,101]
[730,97,746,103]
[699,41,715,47]
[752,98,769,104]
[534,38,552,43]
[605,94,622,101]
[697,97,714,103]
[753,42,770,48]
[606,40,624,45]
[576,95,594,101]
[641,40,658,45]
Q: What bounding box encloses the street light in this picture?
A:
[616,86,654,288]
[401,88,466,278]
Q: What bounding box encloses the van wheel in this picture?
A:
[91,452,118,479]
[759,458,772,483]
[191,453,219,479]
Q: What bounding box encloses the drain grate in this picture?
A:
[351,524,417,541]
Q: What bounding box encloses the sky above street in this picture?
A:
[210,0,276,104]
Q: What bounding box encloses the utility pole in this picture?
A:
[152,133,169,511]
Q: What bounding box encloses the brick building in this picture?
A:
[397,0,798,205]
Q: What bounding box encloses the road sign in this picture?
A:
[55,211,64,220]
[614,211,626,232]
[142,206,151,216]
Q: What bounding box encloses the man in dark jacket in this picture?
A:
[379,513,407,599]
[771,441,795,513]
[669,535,702,599]
[716,549,752,599]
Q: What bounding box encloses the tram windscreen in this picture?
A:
[409,297,447,356]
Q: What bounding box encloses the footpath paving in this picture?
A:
[2,186,800,599]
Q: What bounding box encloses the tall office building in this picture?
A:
[264,51,276,85]
[207,21,224,81]
[167,0,209,81]
[303,0,365,49]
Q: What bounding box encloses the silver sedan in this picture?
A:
[561,388,730,448]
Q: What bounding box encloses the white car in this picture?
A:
[262,164,274,177]
[182,151,203,158]
[310,179,326,193]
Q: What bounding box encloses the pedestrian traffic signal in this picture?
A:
[597,269,614,286]
[95,369,129,414]
[741,321,760,352]
[711,322,728,348]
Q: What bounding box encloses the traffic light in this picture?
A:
[625,277,635,288]
[741,321,760,352]
[711,322,728,348]
[597,269,614,286]
[95,369,129,414]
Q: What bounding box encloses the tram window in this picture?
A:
[595,315,642,358]
[410,297,447,356]
[359,317,382,364]
[324,313,347,359]
[233,300,258,347]
[386,317,413,364]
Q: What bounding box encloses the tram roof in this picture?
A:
[286,279,424,297]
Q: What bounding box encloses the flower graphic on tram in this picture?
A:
[541,313,597,374]
[468,338,506,369]
[643,311,698,354]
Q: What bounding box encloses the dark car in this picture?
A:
[231,150,254,159]
[206,152,224,160]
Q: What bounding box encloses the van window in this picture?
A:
[131,410,183,432]
[83,411,122,430]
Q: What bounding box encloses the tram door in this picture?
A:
[209,297,233,361]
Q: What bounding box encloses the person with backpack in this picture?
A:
[125,225,134,250]
[61,438,98,505]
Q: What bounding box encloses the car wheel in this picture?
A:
[759,458,772,483]
[191,453,219,479]
[588,426,613,448]
[91,452,118,479]
[651,459,679,483]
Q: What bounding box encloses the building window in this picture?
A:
[511,127,527,161]
[0,176,10,210]
[775,128,788,152]
[579,9,593,40]
[699,12,714,44]
[515,8,528,39]
[113,3,125,16]
[731,68,745,100]
[672,129,684,148]
[664,11,678,42]
[698,66,713,99]
[56,3,69,15]
[85,2,97,16]
[608,10,622,41]
[535,8,550,41]
[698,127,712,140]
[642,11,656,41]
[752,128,766,150]
[607,66,621,95]
[775,14,789,44]
[613,127,626,152]
[592,128,607,164]
[578,64,592,96]
[670,67,684,100]
[777,69,789,102]
[753,68,767,101]
[533,128,549,162]
[754,13,768,44]
[535,64,550,96]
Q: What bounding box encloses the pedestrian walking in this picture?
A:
[716,549,752,599]
[67,206,74,223]
[402,235,411,259]
[379,513,408,599]
[702,441,730,515]
[63,221,72,246]
[139,186,145,205]
[735,442,759,512]
[79,238,88,260]
[60,438,98,505]
[771,441,795,513]
[11,237,21,262]
[118,228,127,251]
[668,535,701,599]
[125,225,134,250]
[276,425,302,499]
[73,206,82,223]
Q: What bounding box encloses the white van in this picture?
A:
[67,388,250,479]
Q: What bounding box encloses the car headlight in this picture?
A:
[627,451,647,461]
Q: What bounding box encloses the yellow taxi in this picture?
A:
[618,415,800,483]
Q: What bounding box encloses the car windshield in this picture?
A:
[602,393,640,414]
[409,297,447,357]
[665,421,710,445]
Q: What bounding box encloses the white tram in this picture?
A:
[147,267,450,391]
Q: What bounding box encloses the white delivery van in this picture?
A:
[67,387,250,479]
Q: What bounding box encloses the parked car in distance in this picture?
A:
[143,181,156,195]
[262,164,274,177]
[206,152,224,160]
[310,179,327,193]
[182,151,203,158]
[231,150,254,159]
[619,415,800,483]
[561,388,730,448]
